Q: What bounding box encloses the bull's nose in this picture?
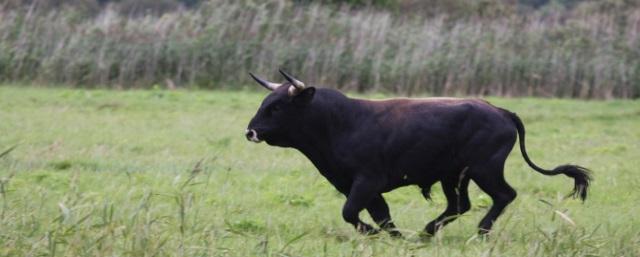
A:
[245,129,255,140]
[245,129,260,142]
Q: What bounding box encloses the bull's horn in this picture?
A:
[279,69,305,90]
[249,72,281,91]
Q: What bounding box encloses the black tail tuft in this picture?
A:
[505,110,593,202]
[552,165,591,201]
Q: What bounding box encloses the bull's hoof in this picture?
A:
[478,228,492,237]
[418,231,436,240]
[356,223,380,235]
[387,230,403,238]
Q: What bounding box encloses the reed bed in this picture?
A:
[1,0,639,98]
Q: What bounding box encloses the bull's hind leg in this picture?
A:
[424,176,471,236]
[470,158,517,235]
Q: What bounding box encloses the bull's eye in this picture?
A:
[267,104,282,116]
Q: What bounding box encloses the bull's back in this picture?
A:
[363,97,511,135]
[357,97,516,178]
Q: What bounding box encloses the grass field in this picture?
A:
[0,86,639,256]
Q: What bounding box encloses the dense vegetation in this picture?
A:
[1,0,639,98]
[1,86,639,256]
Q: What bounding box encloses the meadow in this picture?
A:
[0,85,639,256]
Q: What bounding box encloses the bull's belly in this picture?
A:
[381,161,455,192]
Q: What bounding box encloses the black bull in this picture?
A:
[245,70,591,237]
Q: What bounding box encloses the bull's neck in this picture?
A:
[289,90,365,163]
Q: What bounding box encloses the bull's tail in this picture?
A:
[505,110,591,201]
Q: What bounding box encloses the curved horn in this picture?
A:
[279,69,305,89]
[249,72,281,91]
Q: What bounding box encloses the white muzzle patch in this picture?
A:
[246,129,263,143]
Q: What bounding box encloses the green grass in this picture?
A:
[0,86,639,256]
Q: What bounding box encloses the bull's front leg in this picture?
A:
[367,195,402,237]
[342,176,384,235]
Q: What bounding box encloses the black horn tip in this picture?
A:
[248,72,259,81]
[278,69,291,78]
[248,72,280,91]
[279,69,304,88]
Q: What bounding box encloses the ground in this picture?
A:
[0,86,639,256]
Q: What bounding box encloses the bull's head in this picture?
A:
[245,70,316,146]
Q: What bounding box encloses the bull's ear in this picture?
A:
[293,87,315,105]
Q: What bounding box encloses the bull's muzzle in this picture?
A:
[245,129,262,143]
